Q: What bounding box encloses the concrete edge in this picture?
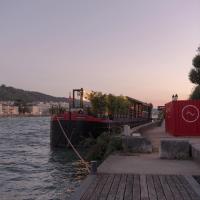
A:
[69,175,96,200]
[184,175,200,197]
[131,121,160,134]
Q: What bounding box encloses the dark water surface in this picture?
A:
[0,117,85,200]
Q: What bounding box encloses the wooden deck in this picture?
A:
[76,173,200,200]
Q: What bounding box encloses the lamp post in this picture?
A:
[172,94,178,101]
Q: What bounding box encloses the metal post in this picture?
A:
[90,161,97,175]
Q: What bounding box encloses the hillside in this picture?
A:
[0,84,68,102]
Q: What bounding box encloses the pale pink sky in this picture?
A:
[0,0,200,107]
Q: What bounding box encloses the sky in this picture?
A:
[0,0,200,107]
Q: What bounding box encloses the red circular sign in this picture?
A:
[182,105,199,123]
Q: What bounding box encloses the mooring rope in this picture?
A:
[56,117,90,173]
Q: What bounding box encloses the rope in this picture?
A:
[56,117,90,173]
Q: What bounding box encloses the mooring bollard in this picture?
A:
[90,161,97,175]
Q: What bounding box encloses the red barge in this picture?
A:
[50,89,152,148]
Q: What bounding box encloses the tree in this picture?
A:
[189,46,200,99]
[106,94,117,115]
[190,85,200,100]
[88,91,131,117]
[88,92,107,115]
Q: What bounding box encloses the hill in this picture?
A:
[0,84,68,102]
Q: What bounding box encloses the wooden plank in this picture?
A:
[184,176,200,198]
[140,175,149,200]
[133,174,140,200]
[172,176,191,200]
[107,174,121,200]
[178,175,200,200]
[159,175,174,200]
[81,174,102,200]
[70,175,96,200]
[115,174,127,200]
[124,174,134,200]
[89,174,109,200]
[99,174,115,200]
[146,175,157,200]
[166,175,182,200]
[152,175,166,200]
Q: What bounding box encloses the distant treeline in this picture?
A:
[0,84,67,102]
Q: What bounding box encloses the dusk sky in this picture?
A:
[0,0,200,107]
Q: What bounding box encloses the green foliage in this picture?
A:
[190,85,200,100]
[189,68,200,85]
[86,143,105,161]
[88,91,131,116]
[79,137,96,148]
[0,84,67,102]
[107,94,117,115]
[88,92,107,114]
[193,55,200,68]
[189,48,200,99]
[104,137,122,158]
[189,54,200,86]
[85,133,122,161]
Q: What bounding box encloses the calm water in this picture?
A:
[0,117,86,200]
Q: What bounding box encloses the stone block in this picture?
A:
[160,139,190,160]
[122,125,131,136]
[122,136,152,153]
[191,144,200,163]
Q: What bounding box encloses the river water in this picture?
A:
[0,117,86,200]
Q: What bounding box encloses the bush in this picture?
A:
[85,133,122,161]
[86,143,106,161]
[105,136,122,158]
[80,137,96,148]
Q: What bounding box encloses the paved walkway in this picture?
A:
[98,153,200,175]
[142,121,200,152]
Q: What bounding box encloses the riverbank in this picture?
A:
[71,121,200,199]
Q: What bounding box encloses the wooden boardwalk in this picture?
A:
[76,173,200,200]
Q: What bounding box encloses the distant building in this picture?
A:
[37,102,51,115]
[151,108,159,121]
[59,102,69,110]
[1,104,19,115]
[2,104,9,115]
[30,106,40,115]
[10,106,19,115]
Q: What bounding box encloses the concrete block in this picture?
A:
[191,144,200,163]
[122,136,152,153]
[132,132,141,137]
[160,139,190,160]
[123,125,131,136]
